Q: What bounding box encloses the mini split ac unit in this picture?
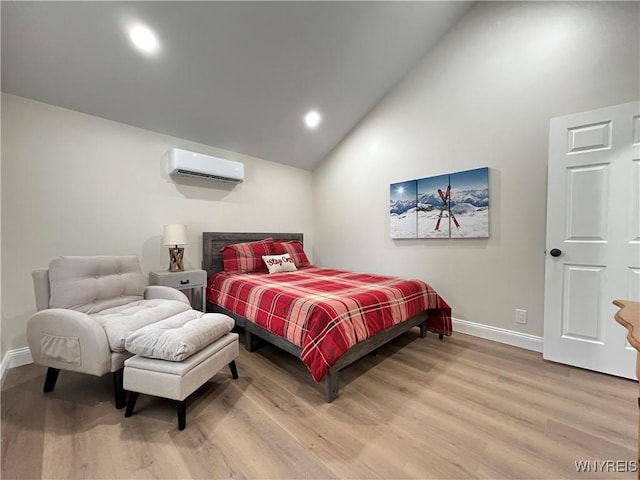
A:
[168,148,244,183]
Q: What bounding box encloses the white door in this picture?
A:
[544,101,640,379]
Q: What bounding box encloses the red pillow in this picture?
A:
[272,240,310,267]
[222,238,273,273]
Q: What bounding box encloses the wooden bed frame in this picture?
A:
[202,232,433,402]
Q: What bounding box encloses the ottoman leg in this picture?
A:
[124,392,138,418]
[113,369,126,409]
[177,400,187,430]
[229,360,239,379]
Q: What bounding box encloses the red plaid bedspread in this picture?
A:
[208,266,452,382]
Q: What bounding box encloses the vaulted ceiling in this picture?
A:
[2,1,472,170]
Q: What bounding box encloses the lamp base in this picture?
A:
[168,247,185,272]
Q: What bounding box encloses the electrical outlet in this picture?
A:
[515,309,527,324]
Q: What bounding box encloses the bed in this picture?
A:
[202,232,452,402]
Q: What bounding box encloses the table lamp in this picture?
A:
[163,224,188,272]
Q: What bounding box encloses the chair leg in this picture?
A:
[177,400,187,430]
[113,369,126,409]
[43,367,60,393]
[228,360,239,379]
[124,392,138,418]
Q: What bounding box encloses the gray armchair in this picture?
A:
[27,256,192,408]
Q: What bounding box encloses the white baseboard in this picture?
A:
[452,318,543,353]
[0,321,542,385]
[1,347,33,386]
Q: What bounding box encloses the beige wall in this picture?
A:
[2,1,638,359]
[313,1,640,337]
[1,93,313,356]
[0,103,3,358]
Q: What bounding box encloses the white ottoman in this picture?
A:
[123,311,239,430]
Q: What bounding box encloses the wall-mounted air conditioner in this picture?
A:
[168,148,244,183]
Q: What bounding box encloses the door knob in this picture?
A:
[550,248,562,257]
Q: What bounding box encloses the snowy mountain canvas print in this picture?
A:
[390,167,489,239]
[390,180,417,238]
[417,173,451,238]
[449,167,489,238]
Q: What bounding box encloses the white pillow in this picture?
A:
[262,254,298,274]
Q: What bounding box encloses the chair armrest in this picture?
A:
[32,269,50,311]
[144,286,190,305]
[26,308,112,376]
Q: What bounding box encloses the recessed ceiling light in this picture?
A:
[128,24,160,55]
[304,110,321,129]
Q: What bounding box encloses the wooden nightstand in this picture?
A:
[149,269,207,312]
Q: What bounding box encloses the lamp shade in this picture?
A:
[163,224,188,246]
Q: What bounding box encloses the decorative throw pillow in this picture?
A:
[222,238,273,273]
[272,240,310,267]
[262,254,298,274]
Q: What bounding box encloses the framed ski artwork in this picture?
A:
[449,167,489,238]
[390,167,489,239]
[417,173,450,238]
[390,180,418,239]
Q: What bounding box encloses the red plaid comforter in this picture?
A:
[208,266,452,382]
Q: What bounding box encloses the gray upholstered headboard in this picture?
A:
[202,232,304,277]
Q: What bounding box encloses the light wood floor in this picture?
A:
[2,331,637,479]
